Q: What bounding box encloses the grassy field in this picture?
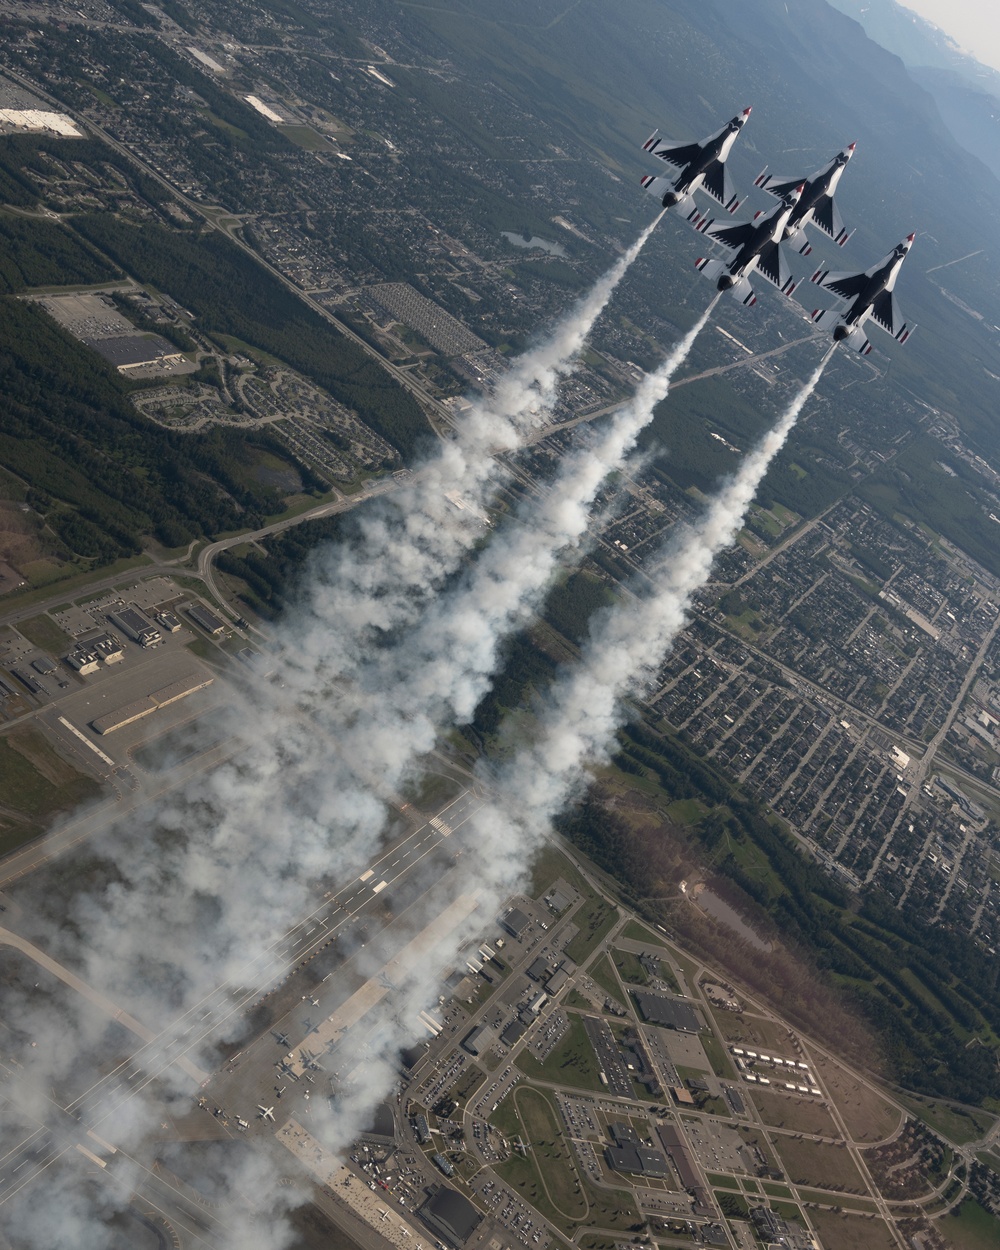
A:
[772,1136,868,1193]
[700,1031,735,1079]
[807,1208,899,1250]
[610,947,649,986]
[0,729,101,853]
[810,1055,901,1143]
[794,1188,877,1212]
[587,954,625,1007]
[939,1199,1000,1250]
[515,1013,605,1092]
[896,1093,996,1146]
[564,896,618,964]
[711,1011,794,1052]
[749,1088,839,1136]
[495,1109,639,1239]
[528,844,591,901]
[15,613,73,654]
[277,124,334,150]
[511,1087,587,1220]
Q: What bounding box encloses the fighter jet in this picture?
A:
[257,1105,276,1122]
[809,233,916,354]
[640,107,751,222]
[694,183,805,305]
[753,143,856,254]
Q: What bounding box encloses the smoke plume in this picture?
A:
[278,216,663,687]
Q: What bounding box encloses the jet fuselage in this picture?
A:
[720,195,799,288]
[785,152,851,238]
[674,117,744,198]
[839,247,909,330]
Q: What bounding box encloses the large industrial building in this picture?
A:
[90,674,214,735]
[420,1187,482,1247]
[632,990,700,1033]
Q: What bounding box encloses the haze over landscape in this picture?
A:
[1,2,1000,1250]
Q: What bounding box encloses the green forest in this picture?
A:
[0,212,119,293]
[0,298,302,556]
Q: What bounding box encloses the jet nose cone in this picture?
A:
[794,182,805,196]
[742,106,752,117]
[906,232,915,244]
[847,142,856,152]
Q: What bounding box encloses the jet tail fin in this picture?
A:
[727,275,757,306]
[843,325,873,355]
[810,307,841,332]
[695,256,725,283]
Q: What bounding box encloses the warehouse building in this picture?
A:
[500,907,530,939]
[91,674,213,734]
[108,606,161,648]
[186,603,226,635]
[420,1187,482,1247]
[632,990,700,1032]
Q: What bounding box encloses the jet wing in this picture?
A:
[812,266,869,302]
[754,171,802,199]
[705,220,756,253]
[644,135,702,170]
[869,290,914,342]
[812,193,850,246]
[755,240,797,295]
[701,158,740,212]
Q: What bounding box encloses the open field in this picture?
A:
[794,1188,877,1212]
[939,1199,1000,1250]
[620,919,669,945]
[511,1087,587,1220]
[587,954,625,1007]
[699,1031,734,1079]
[807,1208,899,1250]
[0,728,101,853]
[610,946,649,985]
[15,612,73,653]
[563,896,618,964]
[711,1011,795,1052]
[810,1054,902,1143]
[496,1133,638,1239]
[515,1014,605,1092]
[771,1136,869,1194]
[761,1181,793,1198]
[896,1093,996,1146]
[749,1088,839,1136]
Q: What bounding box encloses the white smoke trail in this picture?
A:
[331,296,720,793]
[278,216,663,687]
[483,346,838,829]
[301,347,837,1161]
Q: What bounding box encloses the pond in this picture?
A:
[694,886,772,952]
[500,231,567,257]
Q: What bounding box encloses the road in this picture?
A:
[195,474,407,619]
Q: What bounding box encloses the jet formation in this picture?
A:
[640,109,916,351]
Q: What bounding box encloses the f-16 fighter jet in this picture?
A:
[809,233,916,354]
[694,183,804,306]
[753,143,856,254]
[640,107,751,221]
